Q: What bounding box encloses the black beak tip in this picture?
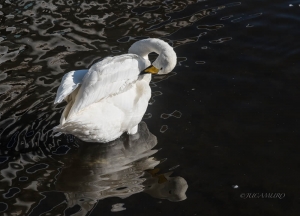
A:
[140,70,147,75]
[140,65,153,75]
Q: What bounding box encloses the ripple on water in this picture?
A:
[149,91,163,105]
[0,202,8,213]
[231,13,263,23]
[209,37,232,44]
[160,110,182,119]
[26,163,49,174]
[0,156,10,164]
[151,72,177,83]
[220,14,233,20]
[197,24,224,30]
[143,113,152,119]
[51,145,70,155]
[169,165,180,171]
[160,125,168,133]
[3,187,21,199]
[19,176,28,181]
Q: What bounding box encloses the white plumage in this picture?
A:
[54,69,88,104]
[54,38,177,142]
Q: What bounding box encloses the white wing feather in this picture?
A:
[67,54,148,118]
[54,69,89,104]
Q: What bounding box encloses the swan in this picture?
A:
[53,38,177,142]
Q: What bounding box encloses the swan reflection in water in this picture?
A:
[55,121,188,214]
[0,122,187,215]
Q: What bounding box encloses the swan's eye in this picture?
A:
[160,67,163,70]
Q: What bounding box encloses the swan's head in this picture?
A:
[128,38,177,75]
[151,44,177,75]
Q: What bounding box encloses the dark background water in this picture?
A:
[1,0,300,215]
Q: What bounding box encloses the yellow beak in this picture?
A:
[143,65,160,74]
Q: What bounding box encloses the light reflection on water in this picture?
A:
[0,122,188,215]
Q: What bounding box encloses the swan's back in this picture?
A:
[67,54,149,119]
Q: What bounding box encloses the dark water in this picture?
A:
[1,0,300,215]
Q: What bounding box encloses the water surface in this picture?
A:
[0,0,300,215]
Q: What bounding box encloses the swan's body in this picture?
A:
[54,38,176,142]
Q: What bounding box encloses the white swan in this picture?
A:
[53,38,177,142]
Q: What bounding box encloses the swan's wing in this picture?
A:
[68,54,148,117]
[54,69,89,104]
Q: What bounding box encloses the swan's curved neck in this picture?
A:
[128,39,165,60]
[128,38,177,74]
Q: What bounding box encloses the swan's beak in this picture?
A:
[140,65,159,75]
